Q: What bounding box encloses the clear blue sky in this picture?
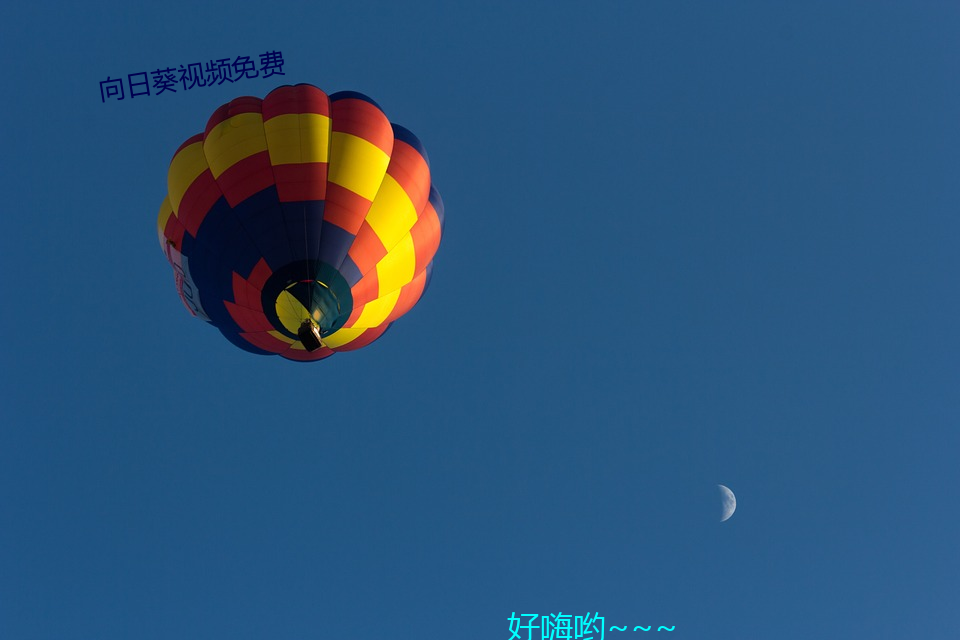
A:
[2,2,959,638]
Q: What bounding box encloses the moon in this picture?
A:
[718,484,736,522]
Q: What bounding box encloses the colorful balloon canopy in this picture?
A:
[157,84,444,361]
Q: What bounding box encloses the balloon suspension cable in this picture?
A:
[302,209,310,325]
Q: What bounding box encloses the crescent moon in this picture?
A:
[718,484,736,522]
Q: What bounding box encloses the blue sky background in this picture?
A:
[2,1,959,638]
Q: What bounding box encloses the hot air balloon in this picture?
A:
[157,84,444,361]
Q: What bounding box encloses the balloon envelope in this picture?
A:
[157,84,444,361]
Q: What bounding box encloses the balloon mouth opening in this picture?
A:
[297,319,324,352]
[262,260,355,344]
